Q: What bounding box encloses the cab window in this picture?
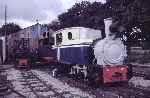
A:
[68,32,72,40]
[56,33,62,45]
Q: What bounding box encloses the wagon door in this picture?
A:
[0,40,3,63]
[0,38,6,64]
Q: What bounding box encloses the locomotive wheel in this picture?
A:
[92,73,100,88]
[87,72,100,88]
[87,65,101,88]
[55,63,72,77]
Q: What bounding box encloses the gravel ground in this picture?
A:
[5,68,94,98]
[32,70,94,98]
[6,68,36,98]
[2,64,150,98]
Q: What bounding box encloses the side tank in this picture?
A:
[53,27,102,65]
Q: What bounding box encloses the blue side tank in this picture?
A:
[54,45,94,65]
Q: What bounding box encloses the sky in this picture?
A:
[0,0,106,28]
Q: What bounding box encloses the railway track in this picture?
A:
[6,67,94,98]
[132,65,150,79]
[37,67,150,98]
[132,71,146,77]
[0,66,27,98]
[25,65,150,98]
[20,70,65,98]
[4,65,150,98]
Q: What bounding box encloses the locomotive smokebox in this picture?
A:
[104,18,112,38]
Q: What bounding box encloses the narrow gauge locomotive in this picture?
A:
[6,23,56,68]
[52,18,132,85]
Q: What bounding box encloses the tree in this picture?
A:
[107,0,150,48]
[48,0,150,48]
[48,1,113,32]
[57,1,111,30]
[0,23,21,36]
[48,20,61,31]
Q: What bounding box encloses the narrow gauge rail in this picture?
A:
[132,65,150,78]
[0,67,26,98]
[20,70,65,98]
[9,88,27,98]
[132,71,146,77]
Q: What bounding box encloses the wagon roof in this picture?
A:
[54,27,101,34]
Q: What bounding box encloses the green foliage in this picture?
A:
[0,23,21,36]
[48,0,150,48]
[48,1,112,31]
[106,0,150,47]
[48,20,61,31]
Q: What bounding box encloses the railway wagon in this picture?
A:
[52,18,132,85]
[7,23,56,67]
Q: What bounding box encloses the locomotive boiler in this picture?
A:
[53,18,132,85]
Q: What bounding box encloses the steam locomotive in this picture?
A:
[52,18,132,85]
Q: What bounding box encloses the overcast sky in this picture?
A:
[0,0,106,28]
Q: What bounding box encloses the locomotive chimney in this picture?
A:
[104,18,112,38]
